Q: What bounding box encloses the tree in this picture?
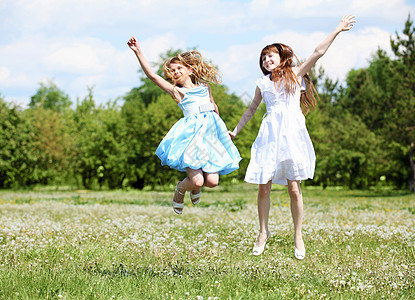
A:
[390,14,415,191]
[122,92,183,189]
[0,98,37,187]
[72,91,97,188]
[73,89,129,189]
[24,106,76,185]
[25,82,76,185]
[307,105,384,189]
[29,80,72,112]
[340,50,399,132]
[302,65,387,189]
[333,15,415,190]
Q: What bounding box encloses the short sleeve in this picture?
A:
[255,75,273,93]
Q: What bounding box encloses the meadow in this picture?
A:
[0,184,414,299]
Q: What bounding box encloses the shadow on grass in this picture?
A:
[304,187,414,199]
[87,261,229,279]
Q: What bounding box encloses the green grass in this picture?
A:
[0,185,414,299]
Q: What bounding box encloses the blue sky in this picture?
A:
[1,0,414,107]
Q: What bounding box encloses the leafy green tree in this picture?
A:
[335,15,415,190]
[24,106,76,185]
[74,88,128,189]
[336,51,406,188]
[339,50,399,132]
[303,65,386,189]
[0,98,37,187]
[96,102,129,189]
[122,92,183,188]
[29,80,72,112]
[73,89,129,189]
[72,91,97,188]
[307,105,384,189]
[390,14,415,191]
[23,82,76,186]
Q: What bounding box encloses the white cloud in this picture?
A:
[2,0,412,39]
[139,33,186,62]
[283,0,338,11]
[0,0,414,105]
[318,27,392,81]
[205,44,258,78]
[207,24,394,101]
[44,40,108,74]
[0,67,10,81]
[351,0,411,22]
[0,29,189,103]
[258,26,392,81]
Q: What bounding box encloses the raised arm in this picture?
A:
[127,36,180,100]
[295,15,356,78]
[229,87,262,140]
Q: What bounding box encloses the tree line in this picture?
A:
[1,16,414,191]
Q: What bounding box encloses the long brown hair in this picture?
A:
[163,51,221,86]
[259,43,317,115]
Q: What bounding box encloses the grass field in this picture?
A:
[0,184,414,299]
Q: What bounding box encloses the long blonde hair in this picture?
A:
[259,43,318,115]
[163,51,221,86]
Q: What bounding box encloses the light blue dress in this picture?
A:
[155,84,241,175]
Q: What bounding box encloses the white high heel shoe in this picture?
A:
[252,232,271,256]
[294,247,305,260]
[294,238,305,260]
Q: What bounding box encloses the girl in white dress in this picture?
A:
[230,15,356,259]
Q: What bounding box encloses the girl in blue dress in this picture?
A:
[128,36,241,214]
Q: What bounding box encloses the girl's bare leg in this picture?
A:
[178,170,219,207]
[287,179,304,250]
[180,168,204,193]
[255,181,272,246]
[173,168,204,213]
[203,172,219,188]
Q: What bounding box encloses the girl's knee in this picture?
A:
[190,176,204,189]
[288,187,302,200]
[204,178,219,188]
[258,182,272,198]
[203,173,219,188]
[287,181,302,199]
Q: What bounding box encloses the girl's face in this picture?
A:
[261,51,280,72]
[169,62,193,83]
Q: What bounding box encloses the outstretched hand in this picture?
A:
[337,14,356,32]
[127,36,140,52]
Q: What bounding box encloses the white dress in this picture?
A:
[244,74,316,185]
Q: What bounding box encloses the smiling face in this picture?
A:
[259,44,281,75]
[168,62,193,85]
[261,51,280,72]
